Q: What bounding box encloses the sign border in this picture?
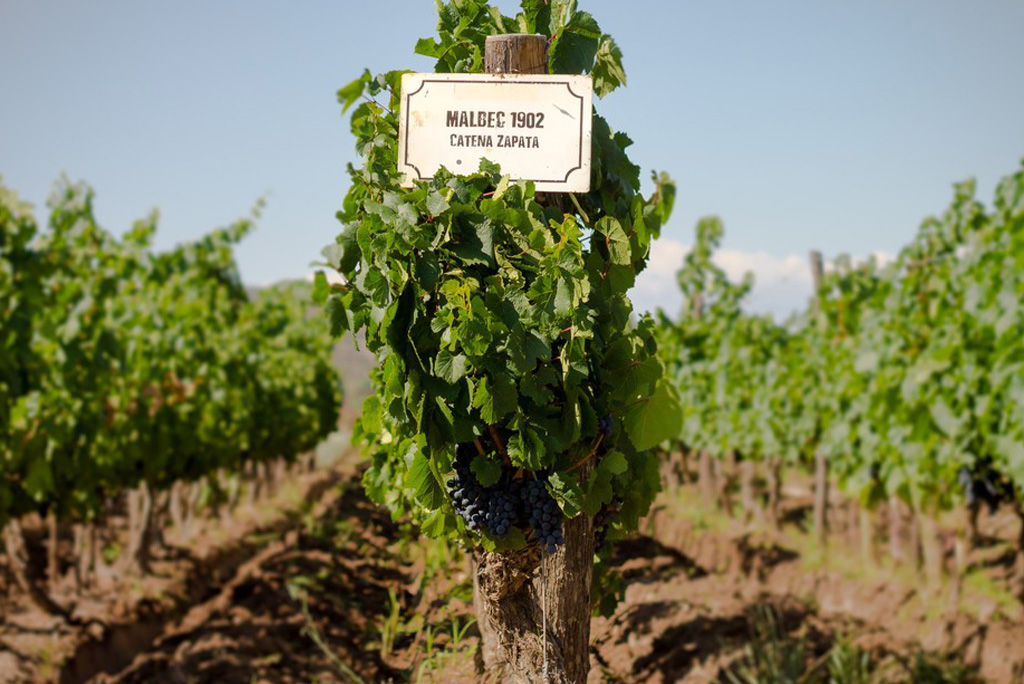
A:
[398,73,592,192]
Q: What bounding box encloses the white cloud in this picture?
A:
[632,238,894,321]
[309,269,345,285]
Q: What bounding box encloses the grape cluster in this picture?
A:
[447,442,565,553]
[449,446,488,532]
[593,497,622,547]
[598,414,613,436]
[485,488,518,539]
[520,479,565,554]
[958,465,1004,513]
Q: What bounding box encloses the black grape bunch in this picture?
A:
[519,478,565,554]
[449,443,488,532]
[598,414,613,437]
[448,442,565,554]
[485,487,517,539]
[958,463,1007,514]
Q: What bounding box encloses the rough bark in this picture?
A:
[966,501,981,550]
[247,460,263,505]
[1011,501,1024,604]
[226,473,242,512]
[188,481,202,527]
[484,33,548,75]
[808,251,829,550]
[150,490,170,552]
[858,507,876,566]
[73,523,85,590]
[765,458,783,530]
[121,482,154,575]
[546,505,595,683]
[73,522,96,590]
[3,518,70,618]
[812,449,829,548]
[169,480,190,541]
[47,511,60,591]
[739,460,763,525]
[918,510,944,593]
[260,461,277,500]
[715,452,737,517]
[888,494,905,566]
[473,505,595,683]
[472,549,554,681]
[220,471,241,525]
[949,506,970,614]
[909,503,923,571]
[698,450,717,510]
[659,448,685,491]
[846,500,859,551]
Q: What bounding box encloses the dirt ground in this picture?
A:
[0,464,351,684]
[3,465,1023,684]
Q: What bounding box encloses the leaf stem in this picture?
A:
[362,93,393,115]
[619,394,649,413]
[568,193,590,225]
[486,425,511,466]
[567,434,603,474]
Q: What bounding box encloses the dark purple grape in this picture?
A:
[448,443,565,553]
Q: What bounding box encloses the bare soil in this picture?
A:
[1,465,347,684]
[3,466,1023,683]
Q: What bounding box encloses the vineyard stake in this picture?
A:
[809,249,830,548]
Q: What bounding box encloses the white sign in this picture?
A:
[398,73,593,193]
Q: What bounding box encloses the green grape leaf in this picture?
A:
[471,455,503,487]
[407,448,445,511]
[623,380,682,451]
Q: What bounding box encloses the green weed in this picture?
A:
[286,577,366,684]
[718,606,982,684]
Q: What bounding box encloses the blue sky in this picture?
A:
[2,1,1023,318]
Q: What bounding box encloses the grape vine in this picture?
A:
[0,177,342,529]
[655,160,1024,596]
[316,0,682,568]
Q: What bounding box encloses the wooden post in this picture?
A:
[716,451,737,518]
[766,457,783,529]
[689,290,719,513]
[469,34,596,684]
[809,250,829,548]
[485,34,548,75]
[740,459,764,525]
[690,291,704,319]
[3,518,70,618]
[809,251,824,312]
[47,511,60,591]
[698,450,717,509]
[918,508,944,594]
[859,507,876,566]
[1011,501,1024,605]
[888,493,905,565]
[121,481,154,575]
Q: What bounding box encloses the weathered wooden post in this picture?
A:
[809,250,829,547]
[465,33,596,684]
[485,33,548,75]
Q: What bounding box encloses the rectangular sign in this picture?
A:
[398,73,592,193]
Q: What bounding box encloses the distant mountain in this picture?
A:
[331,332,375,430]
